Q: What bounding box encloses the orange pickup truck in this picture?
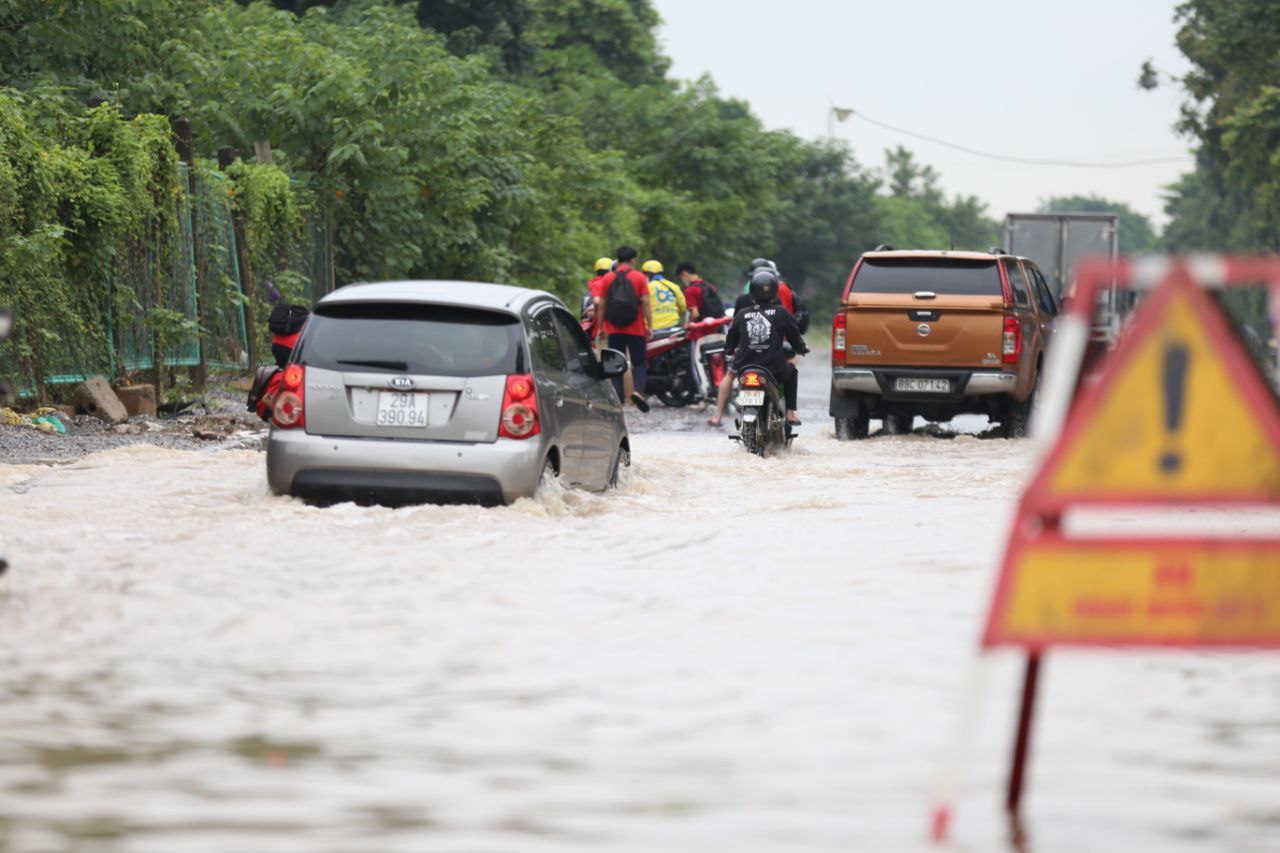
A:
[829,248,1057,439]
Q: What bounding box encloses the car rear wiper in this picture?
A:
[335,358,410,370]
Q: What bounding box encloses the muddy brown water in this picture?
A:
[0,363,1277,852]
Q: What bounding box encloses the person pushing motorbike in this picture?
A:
[709,269,808,427]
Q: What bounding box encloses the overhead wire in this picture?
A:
[841,108,1193,169]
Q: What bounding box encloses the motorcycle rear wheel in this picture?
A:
[740,419,764,457]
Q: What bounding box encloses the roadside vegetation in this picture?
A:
[1,0,1272,387]
[0,0,997,327]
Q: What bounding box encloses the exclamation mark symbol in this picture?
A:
[1159,341,1190,475]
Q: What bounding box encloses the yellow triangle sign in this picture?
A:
[1032,273,1280,506]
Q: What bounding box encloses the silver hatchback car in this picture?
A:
[266,281,631,506]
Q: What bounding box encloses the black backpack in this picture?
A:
[699,281,726,319]
[604,269,640,327]
[267,303,309,336]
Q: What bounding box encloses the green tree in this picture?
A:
[874,146,998,251]
[1142,0,1280,249]
[524,0,669,88]
[766,138,882,315]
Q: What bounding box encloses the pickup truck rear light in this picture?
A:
[273,364,306,429]
[1002,315,1022,365]
[832,311,847,359]
[499,373,540,439]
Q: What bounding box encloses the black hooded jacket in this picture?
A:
[724,301,808,375]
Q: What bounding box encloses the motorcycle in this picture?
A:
[644,316,731,407]
[730,362,797,457]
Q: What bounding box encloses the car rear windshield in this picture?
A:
[851,258,1002,296]
[297,302,524,376]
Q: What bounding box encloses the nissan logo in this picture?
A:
[916,323,932,338]
[389,376,414,390]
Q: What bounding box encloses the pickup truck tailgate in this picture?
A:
[841,294,1005,369]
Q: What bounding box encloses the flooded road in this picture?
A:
[1,364,1278,852]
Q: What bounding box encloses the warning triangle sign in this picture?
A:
[1028,272,1280,507]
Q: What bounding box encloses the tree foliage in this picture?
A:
[875,147,999,253]
[0,0,999,326]
[1149,0,1280,251]
[0,91,183,391]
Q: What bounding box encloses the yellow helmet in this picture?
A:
[593,257,613,273]
[641,259,663,274]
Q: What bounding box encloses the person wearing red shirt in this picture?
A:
[778,279,796,313]
[676,260,727,320]
[590,245,652,411]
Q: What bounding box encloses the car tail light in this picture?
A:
[1002,315,1022,365]
[499,373,540,439]
[273,364,306,429]
[832,311,847,359]
[742,372,765,388]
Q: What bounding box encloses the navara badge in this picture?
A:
[916,323,932,338]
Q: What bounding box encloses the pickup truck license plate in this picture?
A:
[737,390,766,406]
[377,391,429,427]
[894,378,950,394]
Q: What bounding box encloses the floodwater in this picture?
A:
[1,363,1278,852]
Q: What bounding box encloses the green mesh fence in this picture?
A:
[2,162,330,394]
[163,172,202,368]
[110,240,155,374]
[108,164,201,374]
[192,166,248,368]
[244,182,332,365]
[16,280,114,389]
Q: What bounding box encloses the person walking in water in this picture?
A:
[591,245,652,411]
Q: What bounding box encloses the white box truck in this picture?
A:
[1002,212,1125,344]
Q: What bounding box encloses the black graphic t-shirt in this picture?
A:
[724,302,808,374]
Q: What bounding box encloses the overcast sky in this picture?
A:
[652,0,1193,228]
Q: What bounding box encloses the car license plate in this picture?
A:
[737,390,766,406]
[894,378,950,394]
[376,391,429,427]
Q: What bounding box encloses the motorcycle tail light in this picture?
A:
[742,372,764,388]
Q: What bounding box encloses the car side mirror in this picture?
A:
[598,348,628,378]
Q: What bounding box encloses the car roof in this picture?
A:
[861,249,1030,263]
[318,280,561,315]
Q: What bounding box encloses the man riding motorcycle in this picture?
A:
[710,269,808,426]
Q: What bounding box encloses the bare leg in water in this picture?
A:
[706,371,735,426]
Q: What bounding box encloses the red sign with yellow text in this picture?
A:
[984,267,1280,649]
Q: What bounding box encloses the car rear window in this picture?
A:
[297,303,524,376]
[851,258,1003,296]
